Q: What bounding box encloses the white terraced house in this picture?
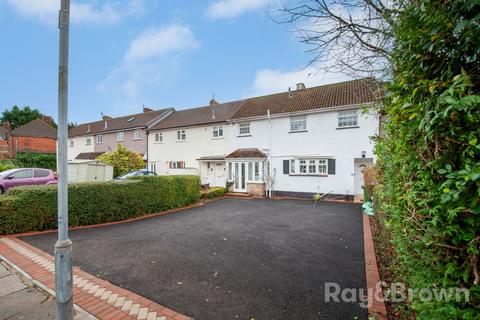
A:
[147,78,382,200]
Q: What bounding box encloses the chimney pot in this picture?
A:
[102,115,112,121]
[296,83,306,90]
[209,98,218,107]
[41,116,55,126]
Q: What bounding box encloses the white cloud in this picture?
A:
[124,25,199,64]
[250,67,352,96]
[99,24,199,99]
[206,0,271,19]
[3,0,144,25]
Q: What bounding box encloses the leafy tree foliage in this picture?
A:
[374,0,480,318]
[96,144,144,177]
[0,106,44,129]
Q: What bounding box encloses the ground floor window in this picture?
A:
[227,160,264,182]
[169,161,185,169]
[149,162,156,172]
[292,159,328,175]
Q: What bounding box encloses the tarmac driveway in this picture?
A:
[21,198,367,320]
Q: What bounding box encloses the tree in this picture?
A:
[96,144,144,177]
[277,0,399,77]
[0,105,44,129]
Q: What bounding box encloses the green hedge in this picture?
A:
[0,175,200,234]
[200,187,225,200]
[0,152,57,172]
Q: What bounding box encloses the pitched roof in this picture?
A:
[226,148,267,159]
[150,100,244,131]
[75,152,105,160]
[0,127,8,136]
[230,78,382,120]
[9,119,57,139]
[69,108,172,137]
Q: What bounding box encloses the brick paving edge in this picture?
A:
[363,214,388,320]
[0,253,98,320]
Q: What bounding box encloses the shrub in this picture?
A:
[0,175,200,234]
[374,1,480,318]
[200,187,225,200]
[14,152,56,170]
[0,160,17,172]
[96,144,144,177]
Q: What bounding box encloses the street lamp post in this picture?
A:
[55,0,73,319]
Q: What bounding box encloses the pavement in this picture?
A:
[0,261,57,320]
[20,198,368,320]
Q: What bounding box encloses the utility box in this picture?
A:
[67,160,113,183]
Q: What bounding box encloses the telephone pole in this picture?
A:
[55,0,73,319]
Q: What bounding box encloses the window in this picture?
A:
[248,162,253,180]
[69,140,74,147]
[338,110,358,127]
[308,160,316,174]
[9,169,33,179]
[290,115,307,132]
[96,135,103,144]
[85,138,92,145]
[154,132,162,143]
[169,161,185,169]
[149,162,156,173]
[116,131,125,141]
[254,162,260,181]
[34,169,50,178]
[228,162,233,180]
[299,160,307,173]
[290,159,296,174]
[133,129,142,140]
[127,117,136,122]
[213,126,223,138]
[239,123,250,135]
[318,160,327,174]
[177,130,186,141]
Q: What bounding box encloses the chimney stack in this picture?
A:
[2,122,11,131]
[296,83,306,90]
[41,116,55,126]
[143,107,153,113]
[102,115,112,121]
[209,98,218,107]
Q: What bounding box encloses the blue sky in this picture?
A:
[0,0,349,124]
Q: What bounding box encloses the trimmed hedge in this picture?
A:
[200,187,225,200]
[0,175,200,234]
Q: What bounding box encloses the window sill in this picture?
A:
[211,137,224,140]
[237,134,252,138]
[116,140,125,142]
[176,140,187,142]
[153,141,163,144]
[289,174,328,177]
[246,181,264,184]
[288,130,308,134]
[336,126,359,130]
[96,142,103,145]
[133,138,143,141]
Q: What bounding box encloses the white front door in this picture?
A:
[213,162,225,187]
[354,158,373,195]
[233,162,247,192]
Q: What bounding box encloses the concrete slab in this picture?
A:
[0,264,10,278]
[0,274,27,298]
[0,287,54,319]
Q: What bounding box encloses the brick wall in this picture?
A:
[0,140,9,159]
[9,136,57,157]
[247,182,265,197]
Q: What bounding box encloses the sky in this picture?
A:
[0,0,351,124]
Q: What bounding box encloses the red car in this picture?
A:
[0,168,57,194]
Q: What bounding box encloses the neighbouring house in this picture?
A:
[147,99,243,184]
[68,107,173,162]
[146,78,382,199]
[0,125,10,159]
[8,118,57,157]
[226,78,382,199]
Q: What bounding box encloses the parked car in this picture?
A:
[0,168,57,193]
[114,170,157,180]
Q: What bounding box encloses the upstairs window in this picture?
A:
[290,115,307,132]
[177,130,186,141]
[85,138,92,145]
[338,110,358,128]
[154,132,162,143]
[133,129,142,140]
[116,131,125,141]
[69,140,74,147]
[213,126,223,138]
[96,135,103,144]
[169,161,185,169]
[239,123,250,136]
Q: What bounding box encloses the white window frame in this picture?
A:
[154,132,162,143]
[69,140,74,147]
[290,115,307,132]
[291,159,329,176]
[116,131,125,142]
[85,137,92,146]
[96,135,103,144]
[170,161,184,169]
[338,110,358,128]
[133,129,142,140]
[238,123,250,136]
[149,162,156,173]
[213,125,224,138]
[177,130,186,141]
